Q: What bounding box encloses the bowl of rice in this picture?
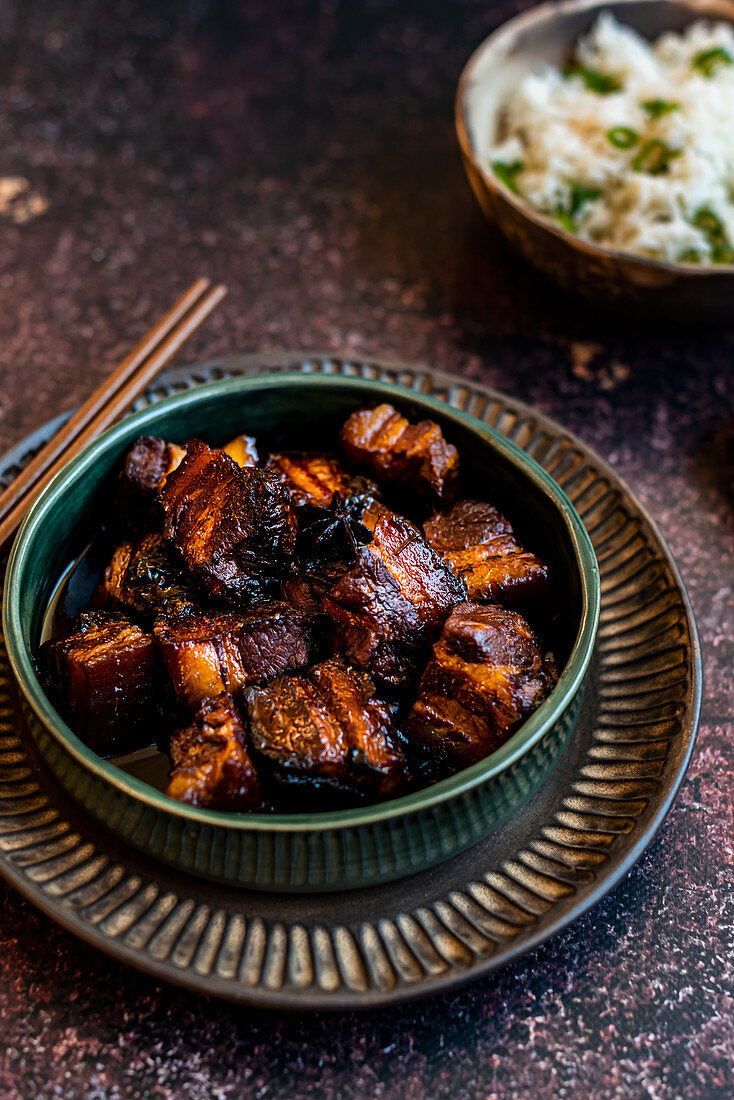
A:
[456,0,734,319]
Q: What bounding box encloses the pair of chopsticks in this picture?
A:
[0,278,227,557]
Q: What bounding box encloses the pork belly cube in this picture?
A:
[281,561,350,616]
[265,452,379,509]
[321,512,465,688]
[160,439,298,603]
[41,611,159,756]
[406,602,556,775]
[154,603,313,708]
[341,404,459,504]
[167,694,264,811]
[222,434,259,468]
[423,499,513,551]
[423,499,550,606]
[246,657,407,800]
[96,533,198,620]
[115,435,186,535]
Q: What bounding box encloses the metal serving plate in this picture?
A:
[0,353,701,1009]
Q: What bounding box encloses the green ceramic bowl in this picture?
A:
[3,374,600,891]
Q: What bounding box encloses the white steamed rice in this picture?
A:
[489,15,734,264]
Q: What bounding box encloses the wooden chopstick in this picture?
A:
[0,279,227,556]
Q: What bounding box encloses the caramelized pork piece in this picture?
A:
[406,602,556,775]
[321,512,465,688]
[282,561,350,616]
[115,436,186,535]
[341,404,459,504]
[246,657,406,801]
[154,603,313,708]
[423,499,513,551]
[264,452,379,510]
[423,500,550,606]
[160,439,298,603]
[167,694,264,810]
[96,533,198,619]
[222,434,259,468]
[41,611,159,756]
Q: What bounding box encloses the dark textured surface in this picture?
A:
[0,1,731,1097]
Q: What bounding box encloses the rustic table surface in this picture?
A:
[1,2,732,1097]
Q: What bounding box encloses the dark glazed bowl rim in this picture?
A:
[455,0,734,276]
[3,373,600,833]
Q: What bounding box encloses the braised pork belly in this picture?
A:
[423,499,550,605]
[321,512,464,689]
[154,603,313,708]
[406,602,556,775]
[264,452,379,511]
[41,403,561,813]
[160,439,297,603]
[222,434,259,468]
[246,656,406,802]
[96,533,198,620]
[41,611,161,755]
[341,403,459,505]
[167,694,264,811]
[115,435,186,535]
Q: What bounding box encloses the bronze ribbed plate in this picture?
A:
[0,354,701,1009]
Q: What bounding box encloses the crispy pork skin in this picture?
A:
[154,603,313,708]
[96,533,197,619]
[222,434,259,468]
[406,602,556,775]
[423,500,550,606]
[341,404,459,504]
[167,694,264,810]
[246,656,406,800]
[41,611,159,755]
[160,439,298,602]
[115,436,186,535]
[321,512,465,688]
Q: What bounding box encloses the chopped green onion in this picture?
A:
[631,139,680,175]
[679,248,701,263]
[640,98,680,119]
[692,207,734,263]
[492,160,523,194]
[556,181,601,232]
[712,242,734,264]
[562,63,622,94]
[607,126,639,149]
[568,182,601,215]
[692,46,733,76]
[556,211,577,233]
[693,207,725,238]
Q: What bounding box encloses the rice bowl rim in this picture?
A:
[455,0,734,275]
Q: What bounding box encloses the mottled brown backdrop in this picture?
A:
[0,1,732,1097]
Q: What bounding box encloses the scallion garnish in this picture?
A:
[492,160,524,194]
[562,63,622,94]
[607,126,639,149]
[712,243,734,264]
[631,139,680,175]
[556,211,577,232]
[556,181,601,231]
[693,207,725,238]
[692,46,733,76]
[692,207,734,263]
[641,98,680,119]
[568,182,602,214]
